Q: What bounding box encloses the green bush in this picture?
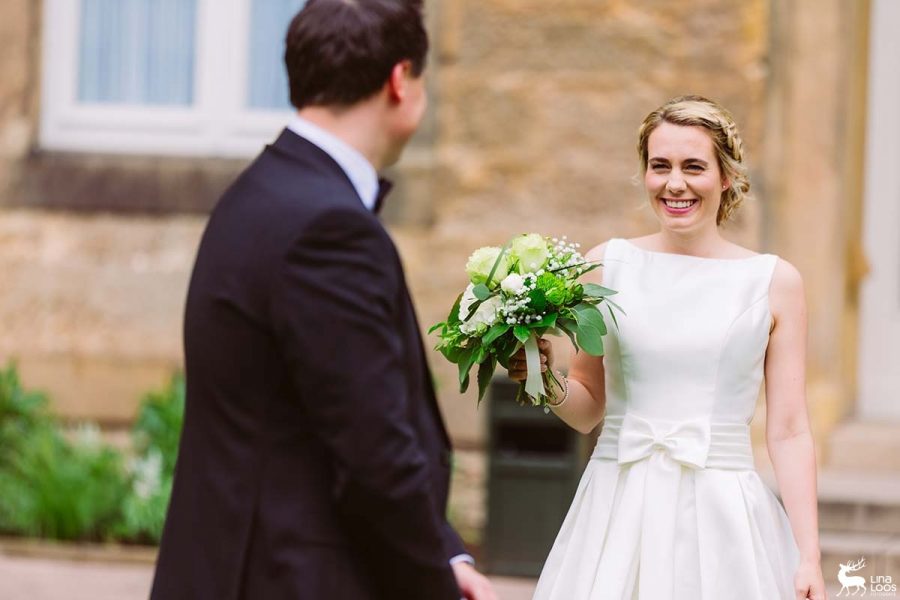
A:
[0,363,52,459]
[0,363,185,545]
[113,373,185,543]
[0,363,130,540]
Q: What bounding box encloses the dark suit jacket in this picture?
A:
[150,128,464,600]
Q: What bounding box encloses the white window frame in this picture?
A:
[858,0,900,420]
[40,0,295,158]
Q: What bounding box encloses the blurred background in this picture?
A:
[0,0,897,598]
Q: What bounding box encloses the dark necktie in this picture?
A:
[373,177,394,215]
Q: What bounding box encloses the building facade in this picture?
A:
[0,0,896,546]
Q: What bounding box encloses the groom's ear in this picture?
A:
[386,60,414,103]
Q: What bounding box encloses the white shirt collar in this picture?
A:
[286,114,379,211]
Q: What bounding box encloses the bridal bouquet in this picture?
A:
[429,234,625,408]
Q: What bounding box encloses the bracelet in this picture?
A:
[547,370,569,407]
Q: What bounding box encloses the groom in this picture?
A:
[150,1,495,599]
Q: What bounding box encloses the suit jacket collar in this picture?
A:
[268,128,366,209]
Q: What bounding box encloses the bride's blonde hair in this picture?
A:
[637,95,750,226]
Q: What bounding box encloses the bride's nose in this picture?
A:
[665,175,686,194]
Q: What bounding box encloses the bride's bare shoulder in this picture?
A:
[582,240,613,282]
[584,239,612,263]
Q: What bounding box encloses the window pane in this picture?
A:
[247,0,306,110]
[78,0,197,106]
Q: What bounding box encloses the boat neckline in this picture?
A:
[618,238,772,262]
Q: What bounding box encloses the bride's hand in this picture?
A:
[794,558,827,600]
[507,338,553,382]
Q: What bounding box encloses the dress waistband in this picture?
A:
[591,413,755,470]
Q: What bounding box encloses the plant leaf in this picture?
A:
[582,283,619,298]
[482,323,511,346]
[574,322,605,355]
[476,357,497,406]
[485,240,512,287]
[447,293,464,326]
[528,313,558,330]
[513,325,531,343]
[575,303,608,336]
[557,318,579,349]
[473,284,491,301]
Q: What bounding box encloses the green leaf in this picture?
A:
[473,284,491,301]
[574,322,605,355]
[439,344,464,364]
[513,325,531,343]
[476,357,497,406]
[528,313,558,330]
[557,318,579,349]
[583,283,618,298]
[457,348,478,393]
[495,337,518,368]
[459,363,471,393]
[447,293,464,326]
[529,289,547,313]
[485,240,512,287]
[428,321,445,335]
[575,303,608,336]
[482,323,511,346]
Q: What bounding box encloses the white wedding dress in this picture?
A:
[533,237,800,599]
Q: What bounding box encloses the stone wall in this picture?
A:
[411,0,770,448]
[0,0,870,545]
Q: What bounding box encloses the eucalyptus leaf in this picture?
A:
[473,284,491,301]
[574,322,605,355]
[583,283,619,298]
[575,304,608,336]
[557,318,579,349]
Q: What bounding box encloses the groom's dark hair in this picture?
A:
[285,0,428,109]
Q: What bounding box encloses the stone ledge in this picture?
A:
[0,536,157,565]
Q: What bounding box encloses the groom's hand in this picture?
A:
[507,338,553,382]
[451,562,497,600]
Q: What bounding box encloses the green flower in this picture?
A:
[511,234,550,273]
[465,246,510,285]
[546,287,567,305]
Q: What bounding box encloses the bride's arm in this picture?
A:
[763,258,825,595]
[507,243,608,435]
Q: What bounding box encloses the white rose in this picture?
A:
[500,273,526,296]
[511,233,550,273]
[459,295,502,336]
[458,284,478,322]
[465,246,510,285]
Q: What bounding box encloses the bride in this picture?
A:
[508,96,827,599]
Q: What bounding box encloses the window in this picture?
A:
[41,0,306,158]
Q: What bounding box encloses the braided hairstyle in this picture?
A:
[637,95,750,226]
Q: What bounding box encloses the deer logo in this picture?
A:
[837,557,867,596]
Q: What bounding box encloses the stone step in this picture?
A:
[760,469,900,534]
[818,470,900,534]
[820,531,900,584]
[827,421,900,471]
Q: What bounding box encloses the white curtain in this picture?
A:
[78,0,197,105]
[247,0,307,109]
